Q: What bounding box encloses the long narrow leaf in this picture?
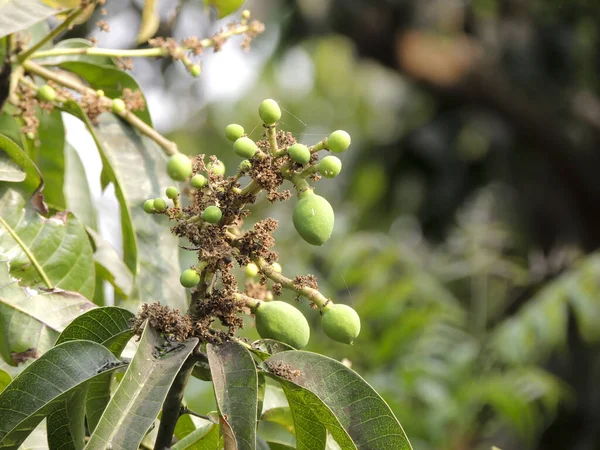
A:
[85,324,198,450]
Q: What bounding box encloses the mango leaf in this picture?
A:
[251,339,294,361]
[33,108,66,209]
[87,229,134,298]
[257,420,295,449]
[85,324,198,450]
[0,0,66,39]
[55,306,134,433]
[0,370,10,393]
[36,38,114,66]
[0,340,124,450]
[0,133,42,196]
[206,0,245,19]
[0,257,95,365]
[266,351,413,450]
[207,341,258,450]
[92,113,186,310]
[171,423,220,450]
[19,421,47,450]
[59,62,152,125]
[0,188,95,298]
[64,143,97,229]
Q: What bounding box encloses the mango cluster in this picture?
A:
[142,99,360,347]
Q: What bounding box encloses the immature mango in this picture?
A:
[225,123,245,142]
[167,154,193,181]
[255,301,310,349]
[292,191,335,246]
[321,303,361,344]
[37,85,56,102]
[258,99,281,125]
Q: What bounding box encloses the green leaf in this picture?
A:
[33,108,65,209]
[64,143,97,229]
[0,188,95,298]
[0,257,96,366]
[266,351,414,450]
[206,0,245,19]
[257,420,296,449]
[0,340,124,450]
[59,61,152,125]
[0,370,10,393]
[55,306,134,352]
[0,1,66,39]
[171,423,220,450]
[92,113,186,310]
[87,229,134,298]
[55,306,134,433]
[207,341,258,450]
[251,339,295,361]
[0,133,42,196]
[85,324,198,450]
[36,38,115,66]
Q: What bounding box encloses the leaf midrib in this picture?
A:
[0,217,52,288]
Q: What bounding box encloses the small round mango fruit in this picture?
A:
[112,98,126,114]
[321,303,361,344]
[190,64,202,77]
[202,205,222,223]
[288,143,310,164]
[271,262,282,273]
[239,159,252,172]
[234,137,258,158]
[190,174,207,189]
[225,124,245,142]
[143,199,155,214]
[327,130,351,153]
[292,191,335,246]
[245,263,259,278]
[180,268,200,288]
[207,160,226,176]
[165,186,179,199]
[37,85,56,102]
[258,99,281,125]
[319,155,342,178]
[255,301,310,349]
[167,154,193,181]
[153,198,167,212]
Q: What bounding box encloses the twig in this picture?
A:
[17,7,85,61]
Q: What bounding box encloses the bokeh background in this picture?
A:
[64,1,600,449]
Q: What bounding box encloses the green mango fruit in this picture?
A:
[321,303,361,344]
[292,191,334,246]
[255,301,310,349]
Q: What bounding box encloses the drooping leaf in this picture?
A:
[171,422,220,450]
[59,62,152,125]
[35,38,114,66]
[266,351,413,450]
[85,324,198,450]
[0,188,95,298]
[87,229,134,298]
[257,420,296,449]
[32,108,65,209]
[207,341,258,450]
[46,384,87,450]
[0,133,42,196]
[59,102,137,279]
[92,113,186,310]
[64,143,97,229]
[0,257,95,365]
[0,1,67,39]
[206,0,245,19]
[55,306,134,433]
[0,340,124,450]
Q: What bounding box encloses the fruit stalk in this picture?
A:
[252,257,329,309]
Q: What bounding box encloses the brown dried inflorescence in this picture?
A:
[265,361,303,380]
[132,303,193,341]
